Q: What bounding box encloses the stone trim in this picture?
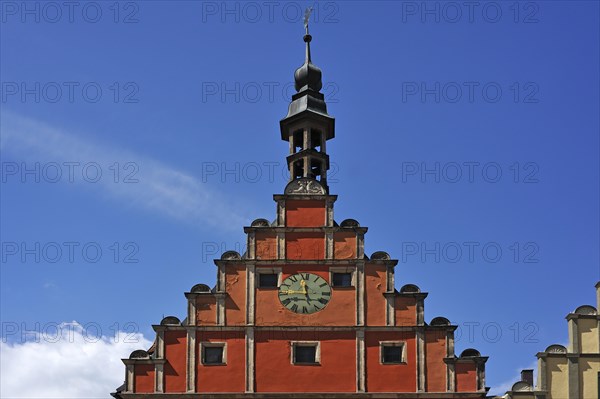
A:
[276,232,286,259]
[216,263,226,326]
[357,233,365,259]
[273,194,338,202]
[446,330,454,392]
[156,330,165,359]
[217,264,226,292]
[126,364,134,392]
[476,361,485,392]
[446,330,454,357]
[417,297,425,326]
[447,362,456,392]
[356,329,365,392]
[326,198,335,227]
[356,261,365,326]
[277,199,285,226]
[151,325,456,333]
[116,393,488,399]
[214,259,397,267]
[567,354,580,399]
[325,231,334,259]
[187,296,197,326]
[216,296,225,326]
[155,329,166,393]
[246,264,256,325]
[386,265,395,292]
[245,327,255,392]
[247,232,256,259]
[122,359,167,366]
[155,362,164,393]
[567,318,580,354]
[244,226,369,234]
[416,329,425,391]
[538,355,547,391]
[384,292,395,327]
[186,327,196,392]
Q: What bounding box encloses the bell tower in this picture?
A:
[280,8,335,193]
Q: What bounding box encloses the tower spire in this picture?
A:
[280,9,335,194]
[303,7,312,63]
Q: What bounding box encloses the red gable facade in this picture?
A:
[112,25,488,399]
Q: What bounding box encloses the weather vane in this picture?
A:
[303,6,313,35]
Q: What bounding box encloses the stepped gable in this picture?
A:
[113,15,488,398]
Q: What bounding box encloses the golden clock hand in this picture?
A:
[282,289,304,295]
[300,280,307,294]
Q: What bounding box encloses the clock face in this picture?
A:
[278,273,331,314]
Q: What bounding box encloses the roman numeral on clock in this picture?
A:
[290,304,298,312]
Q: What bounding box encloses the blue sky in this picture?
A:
[1,1,599,396]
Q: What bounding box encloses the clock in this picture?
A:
[278,273,332,314]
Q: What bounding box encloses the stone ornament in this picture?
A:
[160,316,181,326]
[371,251,391,260]
[129,350,149,359]
[221,251,242,260]
[430,317,450,326]
[251,218,270,227]
[284,178,326,195]
[340,219,360,227]
[545,344,567,353]
[512,381,532,392]
[191,283,211,293]
[400,284,421,294]
[574,305,597,315]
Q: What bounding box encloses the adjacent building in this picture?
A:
[112,25,489,398]
[500,282,600,399]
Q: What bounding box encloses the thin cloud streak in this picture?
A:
[1,112,250,232]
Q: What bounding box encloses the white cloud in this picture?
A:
[0,321,153,398]
[1,112,250,231]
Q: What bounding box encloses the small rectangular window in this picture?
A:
[295,346,316,364]
[380,342,405,364]
[332,272,352,287]
[258,273,278,288]
[382,346,402,363]
[291,342,320,365]
[202,345,224,365]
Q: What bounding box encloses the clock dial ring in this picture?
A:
[278,272,332,314]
